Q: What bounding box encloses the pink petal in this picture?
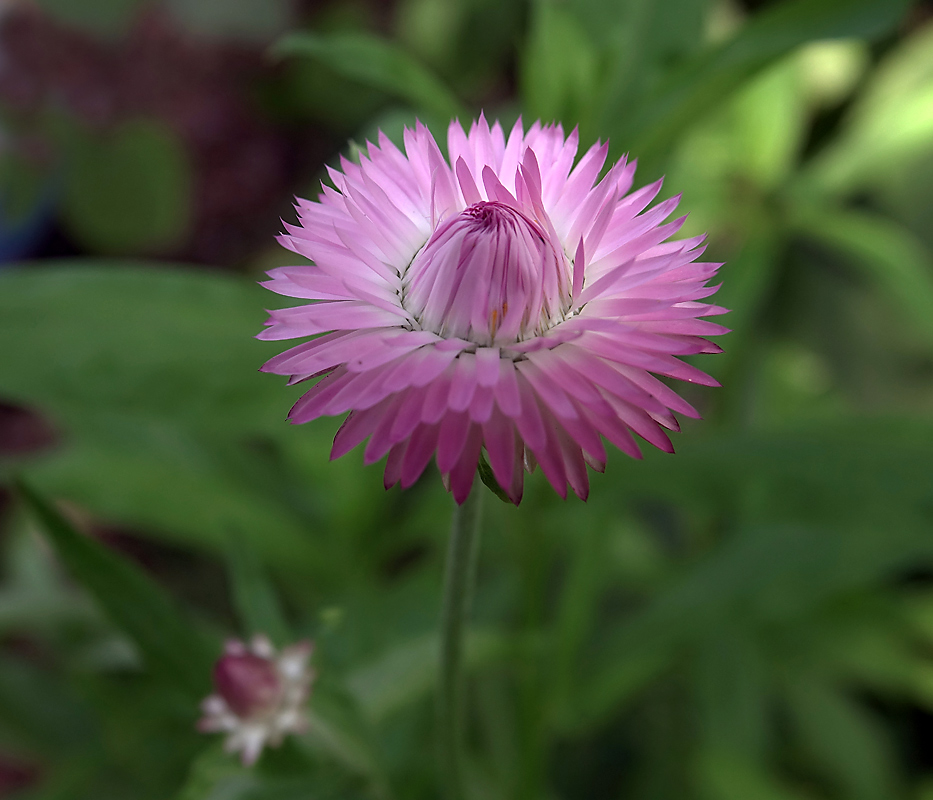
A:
[331,396,395,459]
[447,424,482,504]
[481,408,516,493]
[363,393,407,464]
[401,423,441,487]
[384,441,408,488]
[437,411,471,474]
[448,353,479,412]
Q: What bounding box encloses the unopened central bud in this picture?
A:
[214,653,283,719]
[404,201,569,345]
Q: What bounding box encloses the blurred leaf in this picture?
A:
[730,57,807,190]
[707,228,781,383]
[811,607,933,706]
[0,264,289,435]
[521,0,598,129]
[176,737,377,800]
[0,264,330,566]
[568,0,709,58]
[614,0,913,164]
[61,120,191,254]
[789,208,933,345]
[226,529,293,645]
[576,499,933,728]
[16,480,219,698]
[0,655,93,754]
[176,744,258,800]
[33,0,146,36]
[802,22,933,195]
[17,426,325,570]
[785,679,900,800]
[347,629,510,723]
[797,39,869,108]
[605,418,933,513]
[695,749,813,800]
[273,31,464,122]
[587,0,711,137]
[284,683,394,798]
[693,632,770,760]
[552,523,605,717]
[301,701,387,789]
[0,525,97,636]
[395,0,465,71]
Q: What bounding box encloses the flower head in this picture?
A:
[198,635,313,766]
[261,116,727,504]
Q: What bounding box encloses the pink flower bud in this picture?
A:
[213,652,283,718]
[198,635,313,766]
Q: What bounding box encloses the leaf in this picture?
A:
[567,0,710,58]
[521,0,599,129]
[300,696,387,787]
[15,427,326,570]
[175,744,258,800]
[551,523,606,718]
[801,22,933,195]
[784,679,900,800]
[272,31,464,122]
[477,451,511,504]
[0,523,97,636]
[602,418,933,514]
[0,654,94,754]
[16,480,219,698]
[0,264,290,435]
[705,227,781,383]
[61,120,192,254]
[583,0,712,135]
[612,0,913,164]
[574,496,933,729]
[694,749,814,800]
[788,208,933,345]
[693,632,770,760]
[346,629,509,723]
[225,529,293,646]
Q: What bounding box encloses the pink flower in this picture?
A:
[198,636,313,766]
[260,116,726,504]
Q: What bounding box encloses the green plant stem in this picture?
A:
[438,487,483,800]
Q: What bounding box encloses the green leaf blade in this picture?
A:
[614,0,913,163]
[273,31,464,122]
[17,480,219,699]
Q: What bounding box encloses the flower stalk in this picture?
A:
[438,486,484,800]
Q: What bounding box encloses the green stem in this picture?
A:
[438,487,484,800]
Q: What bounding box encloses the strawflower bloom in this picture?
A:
[198,635,314,766]
[260,116,726,504]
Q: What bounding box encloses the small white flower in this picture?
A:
[198,634,314,766]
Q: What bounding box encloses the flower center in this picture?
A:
[403,201,570,346]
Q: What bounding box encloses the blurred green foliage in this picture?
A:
[3,0,933,798]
